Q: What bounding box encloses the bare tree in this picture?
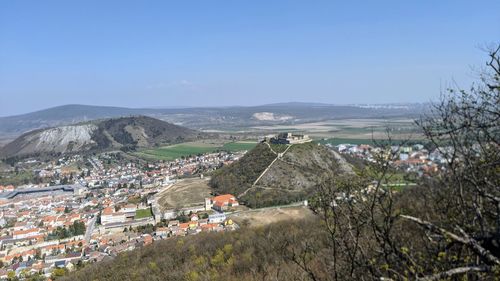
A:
[304,44,500,281]
[405,44,500,279]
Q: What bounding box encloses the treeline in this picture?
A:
[62,218,326,281]
[243,188,310,208]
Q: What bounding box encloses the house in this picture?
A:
[42,215,57,227]
[154,227,168,237]
[41,244,66,256]
[142,234,153,245]
[13,221,28,231]
[212,201,225,212]
[168,220,179,227]
[179,223,190,232]
[190,213,199,221]
[0,185,14,193]
[208,213,226,224]
[121,204,137,213]
[12,228,40,240]
[205,194,239,211]
[201,223,218,232]
[67,213,81,222]
[44,252,81,265]
[100,207,126,225]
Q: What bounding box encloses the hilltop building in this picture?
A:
[270,132,312,144]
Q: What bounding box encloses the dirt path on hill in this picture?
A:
[238,144,293,198]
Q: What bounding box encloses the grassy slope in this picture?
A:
[210,142,341,208]
[244,142,339,207]
[209,143,276,199]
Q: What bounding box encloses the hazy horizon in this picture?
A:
[1,1,499,116]
[0,101,433,118]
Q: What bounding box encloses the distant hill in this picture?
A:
[0,103,426,138]
[0,104,161,137]
[0,116,202,159]
[209,142,349,207]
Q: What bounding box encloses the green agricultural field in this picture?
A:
[317,138,376,145]
[222,141,258,152]
[136,142,218,160]
[317,137,422,146]
[135,141,258,161]
[135,208,153,219]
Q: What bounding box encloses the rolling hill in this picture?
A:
[0,116,202,159]
[209,141,351,207]
[0,104,157,138]
[0,103,426,138]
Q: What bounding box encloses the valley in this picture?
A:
[134,140,257,161]
[0,106,490,281]
[2,1,497,279]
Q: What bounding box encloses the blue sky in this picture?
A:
[1,1,499,116]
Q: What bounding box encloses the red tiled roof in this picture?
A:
[102,207,113,215]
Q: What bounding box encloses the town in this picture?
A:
[0,137,464,279]
[0,150,246,279]
[332,142,448,176]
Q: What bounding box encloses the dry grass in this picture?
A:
[158,177,212,210]
[229,206,315,227]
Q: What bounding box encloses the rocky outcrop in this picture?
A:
[0,116,202,158]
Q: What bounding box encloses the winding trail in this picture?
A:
[238,143,293,198]
[263,141,278,155]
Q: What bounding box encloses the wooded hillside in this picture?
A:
[210,142,342,207]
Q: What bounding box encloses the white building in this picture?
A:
[208,213,226,224]
[121,204,137,213]
[13,228,40,239]
[100,207,126,225]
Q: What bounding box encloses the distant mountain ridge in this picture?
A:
[0,105,160,137]
[0,116,201,159]
[0,103,427,138]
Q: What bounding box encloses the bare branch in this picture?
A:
[417,266,490,281]
[400,215,500,265]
